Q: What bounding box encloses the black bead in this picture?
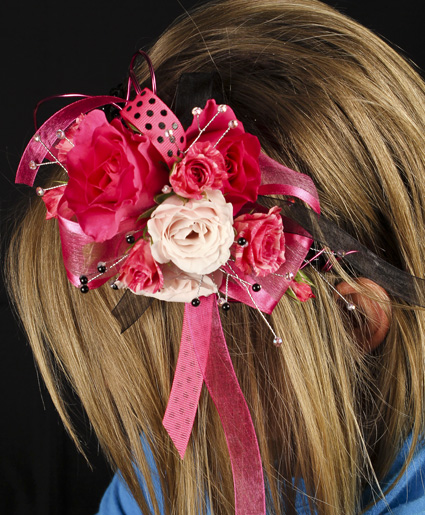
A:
[126,235,135,244]
[97,264,107,274]
[222,302,230,311]
[80,285,89,294]
[191,298,201,307]
[252,283,261,292]
[237,237,247,246]
[110,283,119,290]
[79,275,88,285]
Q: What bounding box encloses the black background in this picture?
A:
[0,1,423,514]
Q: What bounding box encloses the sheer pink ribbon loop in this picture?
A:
[163,296,266,514]
[16,95,125,186]
[258,153,321,215]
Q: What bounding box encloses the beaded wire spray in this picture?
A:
[15,50,425,515]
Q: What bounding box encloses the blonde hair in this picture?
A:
[6,0,425,513]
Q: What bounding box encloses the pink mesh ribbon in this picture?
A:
[163,296,266,514]
[163,155,320,514]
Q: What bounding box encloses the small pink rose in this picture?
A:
[185,99,261,214]
[55,115,85,163]
[289,280,315,302]
[42,186,66,220]
[170,142,227,199]
[233,206,286,277]
[117,239,163,294]
[62,110,168,242]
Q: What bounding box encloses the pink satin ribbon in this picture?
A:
[164,296,266,514]
[16,95,124,186]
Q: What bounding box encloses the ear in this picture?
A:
[335,278,392,352]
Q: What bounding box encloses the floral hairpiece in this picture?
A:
[16,51,322,514]
[18,50,425,514]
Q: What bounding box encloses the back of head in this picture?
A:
[7,0,425,513]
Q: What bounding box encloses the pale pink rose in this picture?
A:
[117,239,163,294]
[144,264,222,303]
[147,189,234,275]
[55,115,85,163]
[42,185,66,220]
[232,206,285,277]
[289,280,315,301]
[170,142,227,199]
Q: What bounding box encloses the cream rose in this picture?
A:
[144,264,223,303]
[147,189,234,275]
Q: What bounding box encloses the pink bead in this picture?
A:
[218,104,228,113]
[192,107,202,116]
[228,120,238,129]
[29,160,38,170]
[36,187,45,197]
[273,337,283,347]
[56,129,65,139]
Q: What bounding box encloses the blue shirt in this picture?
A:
[97,435,425,514]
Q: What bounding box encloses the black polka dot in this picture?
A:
[167,150,173,157]
[158,122,165,129]
[157,136,164,143]
[160,109,167,116]
[145,123,152,130]
[134,113,141,119]
[136,100,143,107]
[177,150,181,156]
[141,91,146,96]
[172,122,178,130]
[180,136,184,143]
[126,106,132,112]
[149,98,156,104]
[147,110,154,117]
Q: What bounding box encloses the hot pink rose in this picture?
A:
[62,110,168,242]
[185,99,261,214]
[289,280,315,302]
[117,239,163,294]
[170,141,227,199]
[42,186,66,220]
[232,206,286,277]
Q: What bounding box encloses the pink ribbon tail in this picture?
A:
[163,296,266,514]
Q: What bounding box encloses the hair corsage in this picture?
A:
[15,50,425,514]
